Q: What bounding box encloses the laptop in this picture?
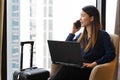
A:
[47,40,88,68]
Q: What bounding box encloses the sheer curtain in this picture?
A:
[115,0,120,36]
[0,0,4,80]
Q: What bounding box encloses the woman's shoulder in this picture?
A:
[98,30,110,39]
[99,30,110,36]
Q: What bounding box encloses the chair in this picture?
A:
[49,34,120,80]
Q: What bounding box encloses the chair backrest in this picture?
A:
[110,34,119,80]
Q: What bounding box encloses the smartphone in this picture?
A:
[74,20,81,29]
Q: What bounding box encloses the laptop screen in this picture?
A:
[47,40,86,67]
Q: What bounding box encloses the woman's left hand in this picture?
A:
[83,62,97,68]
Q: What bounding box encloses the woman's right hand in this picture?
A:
[71,24,80,34]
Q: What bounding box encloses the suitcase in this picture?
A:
[13,41,50,80]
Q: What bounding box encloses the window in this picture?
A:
[12,0,19,3]
[106,0,117,34]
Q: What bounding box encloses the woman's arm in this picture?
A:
[65,33,81,41]
[96,31,115,64]
[65,22,81,41]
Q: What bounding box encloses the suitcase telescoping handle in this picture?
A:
[20,41,34,70]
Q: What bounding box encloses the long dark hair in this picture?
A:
[77,5,102,52]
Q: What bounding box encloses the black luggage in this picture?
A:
[13,41,50,80]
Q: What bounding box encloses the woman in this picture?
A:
[50,5,115,80]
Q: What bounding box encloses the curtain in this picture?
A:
[0,0,4,80]
[115,0,120,80]
[115,0,120,36]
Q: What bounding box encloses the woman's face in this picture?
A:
[80,10,93,27]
